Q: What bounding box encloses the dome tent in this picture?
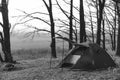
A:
[58,42,117,70]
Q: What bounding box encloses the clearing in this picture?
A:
[0,49,120,80]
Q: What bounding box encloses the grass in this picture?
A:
[12,47,68,61]
[0,48,120,80]
[12,48,50,60]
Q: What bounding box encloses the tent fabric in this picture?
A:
[66,55,81,64]
[58,43,117,70]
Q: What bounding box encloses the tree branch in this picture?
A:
[56,0,69,19]
[25,24,63,37]
[0,22,3,27]
[42,0,50,12]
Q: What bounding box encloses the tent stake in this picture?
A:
[61,39,65,71]
[50,48,52,69]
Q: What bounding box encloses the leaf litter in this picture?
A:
[0,52,120,80]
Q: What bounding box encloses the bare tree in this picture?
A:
[111,0,120,56]
[88,5,95,43]
[79,0,86,43]
[69,0,73,49]
[56,0,74,50]
[96,0,106,45]
[102,16,105,49]
[115,2,120,56]
[113,2,117,50]
[0,0,13,62]
[105,1,117,50]
[42,0,57,58]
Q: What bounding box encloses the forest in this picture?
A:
[0,0,120,80]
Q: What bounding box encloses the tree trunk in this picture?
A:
[80,0,86,43]
[50,17,57,58]
[50,21,56,58]
[113,2,117,50]
[96,0,105,45]
[116,3,120,56]
[42,0,57,58]
[116,19,120,56]
[49,0,57,58]
[74,21,78,43]
[109,33,114,50]
[0,53,3,62]
[69,0,73,50]
[1,0,13,62]
[89,6,94,43]
[102,19,105,49]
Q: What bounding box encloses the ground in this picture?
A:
[0,48,120,80]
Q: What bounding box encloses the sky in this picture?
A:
[1,0,114,33]
[8,0,45,32]
[0,0,104,35]
[8,0,81,32]
[0,0,113,49]
[9,0,43,14]
[7,0,75,50]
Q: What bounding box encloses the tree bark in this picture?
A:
[80,0,86,43]
[49,8,57,58]
[69,0,73,50]
[116,19,120,56]
[102,19,106,49]
[89,6,94,43]
[42,0,57,58]
[113,2,117,50]
[49,0,56,58]
[96,0,105,45]
[116,3,120,56]
[0,53,3,62]
[1,0,13,62]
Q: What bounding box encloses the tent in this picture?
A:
[58,42,117,70]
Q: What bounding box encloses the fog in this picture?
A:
[9,33,68,50]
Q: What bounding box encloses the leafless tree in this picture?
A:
[79,0,86,43]
[115,1,120,56]
[0,0,13,62]
[56,0,74,50]
[102,15,105,49]
[41,0,57,58]
[96,0,106,45]
[69,0,73,49]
